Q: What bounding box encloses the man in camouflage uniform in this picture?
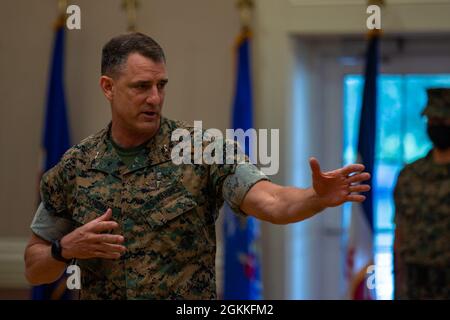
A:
[394,88,450,300]
[24,32,371,299]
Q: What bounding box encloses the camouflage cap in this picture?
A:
[422,88,450,118]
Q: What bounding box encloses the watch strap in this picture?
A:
[51,239,72,263]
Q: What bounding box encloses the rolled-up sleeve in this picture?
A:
[34,150,76,241]
[222,163,270,217]
[30,202,76,242]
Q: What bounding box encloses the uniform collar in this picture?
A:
[90,117,173,177]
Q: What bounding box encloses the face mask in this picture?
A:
[427,124,450,150]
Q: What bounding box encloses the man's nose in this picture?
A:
[145,86,161,106]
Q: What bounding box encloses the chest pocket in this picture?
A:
[124,163,205,256]
[72,191,108,226]
[137,175,198,230]
[72,172,125,288]
[71,172,120,225]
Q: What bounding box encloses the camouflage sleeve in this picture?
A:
[30,202,76,242]
[208,138,239,207]
[207,136,270,216]
[40,153,73,216]
[222,163,270,217]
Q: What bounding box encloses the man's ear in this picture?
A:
[100,76,114,101]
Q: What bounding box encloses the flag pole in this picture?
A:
[223,0,262,300]
[33,0,72,300]
[347,0,383,300]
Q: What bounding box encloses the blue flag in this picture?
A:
[347,33,379,299]
[43,25,71,171]
[358,34,378,232]
[223,31,262,300]
[32,24,72,300]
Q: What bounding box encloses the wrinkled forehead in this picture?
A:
[120,52,168,80]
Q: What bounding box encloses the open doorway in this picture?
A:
[290,34,450,299]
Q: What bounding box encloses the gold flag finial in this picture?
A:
[57,0,67,15]
[236,0,254,31]
[122,0,139,32]
[55,0,67,29]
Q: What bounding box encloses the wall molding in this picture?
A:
[0,238,29,288]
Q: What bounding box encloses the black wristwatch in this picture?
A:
[51,239,72,263]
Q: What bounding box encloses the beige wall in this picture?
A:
[0,0,240,238]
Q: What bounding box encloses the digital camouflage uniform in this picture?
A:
[394,89,450,299]
[31,117,269,299]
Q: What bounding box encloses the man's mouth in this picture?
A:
[141,111,159,118]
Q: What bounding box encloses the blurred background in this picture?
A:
[1,0,450,300]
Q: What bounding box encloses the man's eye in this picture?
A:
[157,82,167,90]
